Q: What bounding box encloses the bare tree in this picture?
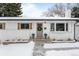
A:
[42,3,65,17]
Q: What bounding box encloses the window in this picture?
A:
[50,23,54,31]
[0,23,5,29]
[18,23,32,29]
[21,23,29,29]
[66,23,68,31]
[50,23,68,31]
[56,23,65,31]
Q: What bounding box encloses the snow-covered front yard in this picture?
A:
[44,42,79,48]
[44,42,79,56]
[0,41,34,56]
[1,41,79,56]
[46,49,79,56]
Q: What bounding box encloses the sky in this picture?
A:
[21,3,55,17]
[21,3,75,17]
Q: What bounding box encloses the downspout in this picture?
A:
[74,20,78,41]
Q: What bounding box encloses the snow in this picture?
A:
[0,17,79,20]
[44,42,79,48]
[1,41,79,56]
[0,41,34,56]
[46,50,79,56]
[44,42,79,56]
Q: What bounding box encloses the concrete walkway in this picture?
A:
[33,42,45,56]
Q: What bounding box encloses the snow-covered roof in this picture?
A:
[0,17,78,21]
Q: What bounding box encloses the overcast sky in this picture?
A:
[21,3,55,17]
[21,3,75,17]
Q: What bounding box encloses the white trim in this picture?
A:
[0,17,78,20]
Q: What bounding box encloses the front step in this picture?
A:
[35,37,44,41]
[33,38,51,43]
[34,39,45,41]
[36,37,44,39]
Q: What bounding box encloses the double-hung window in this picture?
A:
[50,23,54,31]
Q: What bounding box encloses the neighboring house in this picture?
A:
[0,17,79,43]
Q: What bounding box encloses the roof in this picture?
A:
[0,17,79,21]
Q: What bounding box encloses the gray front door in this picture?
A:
[37,23,43,39]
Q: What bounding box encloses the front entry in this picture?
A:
[37,23,43,39]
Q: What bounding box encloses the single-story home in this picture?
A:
[0,17,79,43]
